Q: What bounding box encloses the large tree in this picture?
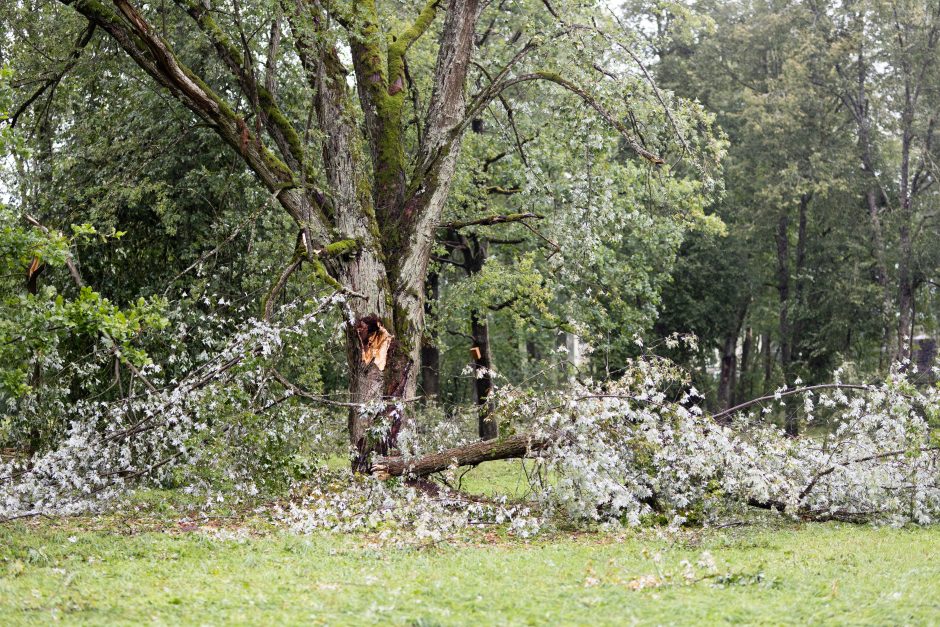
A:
[15,0,714,469]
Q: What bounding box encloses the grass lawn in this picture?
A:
[2,515,939,626]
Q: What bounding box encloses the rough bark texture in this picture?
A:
[374,432,551,478]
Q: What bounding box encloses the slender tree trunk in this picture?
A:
[791,194,810,361]
[775,212,792,374]
[762,332,773,392]
[463,234,497,439]
[716,333,737,412]
[847,12,893,366]
[470,309,497,439]
[896,121,914,361]
[717,301,747,411]
[420,271,441,403]
[867,188,892,367]
[739,325,753,403]
[775,210,798,436]
[898,221,914,361]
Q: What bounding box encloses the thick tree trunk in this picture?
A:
[343,281,422,472]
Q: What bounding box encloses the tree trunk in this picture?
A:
[897,221,914,361]
[738,325,753,403]
[420,271,441,403]
[463,234,497,440]
[791,194,810,362]
[775,212,791,375]
[867,188,892,367]
[343,279,422,472]
[762,332,773,392]
[774,211,798,436]
[470,309,497,439]
[716,333,737,412]
[717,300,747,411]
[896,116,914,362]
[846,11,893,367]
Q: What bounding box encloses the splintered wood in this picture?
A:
[356,316,393,371]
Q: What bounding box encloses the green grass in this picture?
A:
[2,518,938,625]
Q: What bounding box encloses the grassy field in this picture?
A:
[2,461,939,625]
[2,516,939,625]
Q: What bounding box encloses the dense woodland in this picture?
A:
[0,0,939,528]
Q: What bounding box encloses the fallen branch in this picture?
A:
[710,383,875,423]
[373,432,553,478]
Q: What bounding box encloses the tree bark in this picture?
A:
[761,332,773,392]
[470,308,497,439]
[463,234,497,439]
[716,332,737,412]
[738,325,753,403]
[791,194,810,362]
[774,211,798,435]
[717,300,747,411]
[373,432,551,478]
[420,271,441,403]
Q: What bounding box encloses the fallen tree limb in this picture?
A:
[373,432,553,478]
[710,383,876,423]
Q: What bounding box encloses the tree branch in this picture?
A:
[468,71,664,164]
[62,0,333,245]
[175,0,309,178]
[710,383,877,423]
[439,212,541,230]
[373,432,552,478]
[9,23,96,128]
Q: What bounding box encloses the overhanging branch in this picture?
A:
[439,212,542,230]
[468,70,664,164]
